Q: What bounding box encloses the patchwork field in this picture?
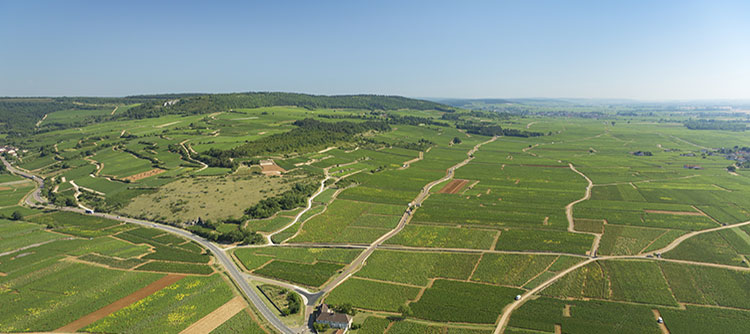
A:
[4,96,750,333]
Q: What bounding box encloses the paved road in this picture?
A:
[2,157,299,334]
[1,157,45,206]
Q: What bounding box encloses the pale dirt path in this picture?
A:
[69,180,94,212]
[110,105,118,115]
[0,237,74,257]
[155,120,181,128]
[566,164,601,256]
[526,121,537,129]
[179,296,246,334]
[35,114,48,127]
[180,140,208,172]
[596,174,699,187]
[652,309,670,334]
[55,274,185,333]
[318,146,337,154]
[399,151,424,170]
[314,136,499,302]
[264,168,331,244]
[83,156,104,176]
[668,134,711,150]
[493,216,750,334]
[0,179,33,187]
[494,257,596,334]
[651,219,750,255]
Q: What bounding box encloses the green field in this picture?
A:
[4,94,750,332]
[409,279,523,323]
[325,277,421,312]
[83,275,235,333]
[355,250,479,286]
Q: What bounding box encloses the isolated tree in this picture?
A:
[10,211,23,221]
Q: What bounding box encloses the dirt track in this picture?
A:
[439,179,469,194]
[54,274,185,333]
[179,296,246,334]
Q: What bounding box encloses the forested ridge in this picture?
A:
[196,118,392,167]
[0,95,190,136]
[119,92,453,119]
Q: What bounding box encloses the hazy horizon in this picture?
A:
[2,1,749,100]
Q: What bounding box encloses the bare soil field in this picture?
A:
[260,161,286,176]
[179,296,246,334]
[55,274,185,332]
[439,179,469,194]
[123,168,166,182]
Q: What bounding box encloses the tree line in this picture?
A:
[245,182,319,219]
[118,92,454,120]
[456,121,545,137]
[684,119,747,131]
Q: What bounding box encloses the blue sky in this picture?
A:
[1,1,749,99]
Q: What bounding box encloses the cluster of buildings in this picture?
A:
[0,145,19,157]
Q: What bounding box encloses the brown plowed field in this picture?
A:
[123,168,166,182]
[261,163,286,175]
[179,296,246,334]
[54,274,185,333]
[439,179,468,194]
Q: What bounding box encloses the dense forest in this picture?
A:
[0,95,191,137]
[0,99,80,136]
[245,183,319,219]
[119,92,453,119]
[196,118,391,167]
[456,120,545,137]
[684,119,748,131]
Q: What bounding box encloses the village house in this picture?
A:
[315,304,352,332]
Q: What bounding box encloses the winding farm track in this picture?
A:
[311,136,498,298]
[265,169,331,244]
[179,140,208,172]
[6,131,745,334]
[492,215,750,334]
[565,164,601,256]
